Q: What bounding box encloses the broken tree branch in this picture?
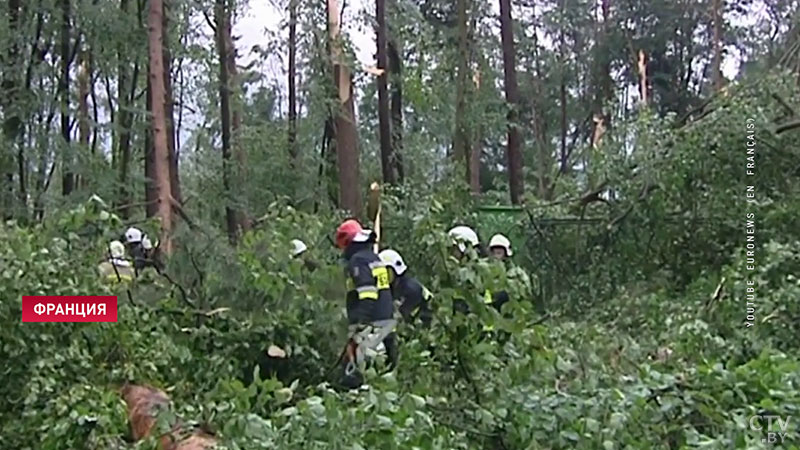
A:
[579,179,609,206]
[606,182,658,229]
[775,119,800,134]
[771,93,796,118]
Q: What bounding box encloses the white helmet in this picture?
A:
[124,227,143,244]
[447,225,479,253]
[290,239,307,257]
[142,235,153,250]
[379,249,408,276]
[108,240,126,259]
[488,233,512,256]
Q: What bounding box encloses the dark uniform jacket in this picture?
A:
[394,275,433,325]
[129,243,164,274]
[343,242,395,324]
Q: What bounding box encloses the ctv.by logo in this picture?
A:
[749,415,792,445]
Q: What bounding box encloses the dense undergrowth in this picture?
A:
[1,74,800,449]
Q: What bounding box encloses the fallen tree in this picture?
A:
[121,383,217,450]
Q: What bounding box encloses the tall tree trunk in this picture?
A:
[499,0,523,204]
[558,25,567,173]
[711,0,723,91]
[147,0,175,254]
[327,0,363,216]
[117,0,134,218]
[60,0,74,196]
[144,76,158,217]
[470,67,481,194]
[638,49,648,106]
[376,0,394,184]
[592,0,612,143]
[224,4,249,233]
[601,0,611,111]
[469,139,481,193]
[33,112,50,221]
[531,2,551,198]
[78,46,90,188]
[387,38,404,182]
[453,0,470,186]
[117,66,138,216]
[2,0,23,218]
[90,59,99,156]
[216,0,243,244]
[162,3,181,205]
[288,0,298,164]
[138,0,157,218]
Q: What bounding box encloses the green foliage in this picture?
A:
[2,1,800,448]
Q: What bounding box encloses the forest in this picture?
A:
[1,0,800,448]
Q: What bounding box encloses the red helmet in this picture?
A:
[335,219,363,249]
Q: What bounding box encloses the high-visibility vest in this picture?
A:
[98,260,135,284]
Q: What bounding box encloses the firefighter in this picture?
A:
[448,225,481,260]
[485,233,514,311]
[379,249,433,327]
[291,239,308,258]
[487,233,531,306]
[335,219,398,389]
[291,239,319,271]
[447,225,482,315]
[488,234,513,262]
[123,227,149,274]
[123,227,162,274]
[98,240,135,284]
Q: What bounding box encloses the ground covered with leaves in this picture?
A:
[1,75,800,450]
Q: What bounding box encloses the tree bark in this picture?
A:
[288,0,298,164]
[90,56,99,157]
[327,0,363,216]
[499,0,523,204]
[117,0,136,218]
[162,3,181,205]
[470,67,481,194]
[388,38,404,182]
[530,2,551,198]
[139,0,157,218]
[144,75,158,217]
[557,0,568,175]
[2,0,22,142]
[453,0,470,185]
[225,4,249,232]
[216,0,244,244]
[638,49,648,106]
[61,0,74,196]
[2,0,22,217]
[591,0,612,145]
[376,0,394,184]
[75,46,90,190]
[711,0,723,91]
[147,0,175,254]
[78,46,90,156]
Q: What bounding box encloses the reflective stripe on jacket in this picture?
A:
[343,244,395,324]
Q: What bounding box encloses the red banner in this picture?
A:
[21,296,118,322]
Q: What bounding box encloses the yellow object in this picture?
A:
[368,182,382,253]
[98,260,135,284]
[483,289,495,331]
[358,289,379,300]
[372,266,390,290]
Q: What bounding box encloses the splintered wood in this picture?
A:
[121,383,217,450]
